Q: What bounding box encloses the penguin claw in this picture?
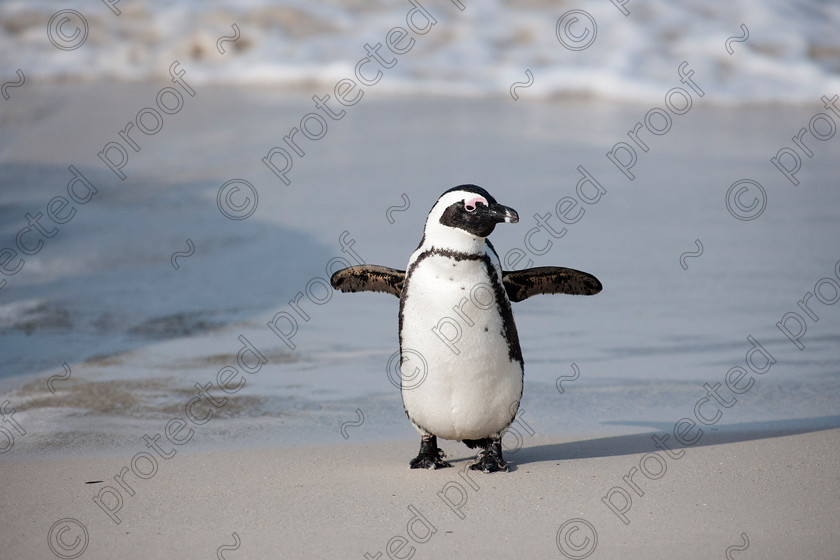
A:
[469,454,508,473]
[469,439,509,472]
[410,435,450,469]
[409,452,451,469]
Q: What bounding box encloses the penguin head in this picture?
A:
[422,185,519,246]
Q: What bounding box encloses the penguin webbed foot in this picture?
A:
[409,435,451,469]
[468,438,508,473]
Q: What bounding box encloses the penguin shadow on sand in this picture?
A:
[511,415,840,466]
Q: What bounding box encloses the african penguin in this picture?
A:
[331,186,602,472]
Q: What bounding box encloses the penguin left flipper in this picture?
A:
[330,265,405,298]
[502,266,602,302]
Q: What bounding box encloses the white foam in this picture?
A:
[0,298,48,327]
[1,0,838,103]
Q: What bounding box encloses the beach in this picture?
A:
[2,1,840,557]
[3,427,839,558]
[1,81,838,560]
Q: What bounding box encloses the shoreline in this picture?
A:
[4,362,838,462]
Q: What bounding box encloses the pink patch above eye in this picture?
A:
[464,196,488,212]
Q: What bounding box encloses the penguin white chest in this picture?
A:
[400,254,523,441]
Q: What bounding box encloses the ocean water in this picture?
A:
[1,1,839,459]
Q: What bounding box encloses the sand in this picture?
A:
[2,427,838,559]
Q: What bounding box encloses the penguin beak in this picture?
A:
[485,202,519,224]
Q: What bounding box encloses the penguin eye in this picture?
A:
[464,196,488,213]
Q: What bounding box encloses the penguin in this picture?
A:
[330,185,601,472]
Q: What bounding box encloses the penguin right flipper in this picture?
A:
[330,265,405,298]
[502,266,602,302]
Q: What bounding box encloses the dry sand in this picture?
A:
[2,427,838,559]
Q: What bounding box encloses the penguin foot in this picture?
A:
[468,439,508,473]
[409,435,451,469]
[409,453,451,469]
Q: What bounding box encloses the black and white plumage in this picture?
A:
[331,186,602,472]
